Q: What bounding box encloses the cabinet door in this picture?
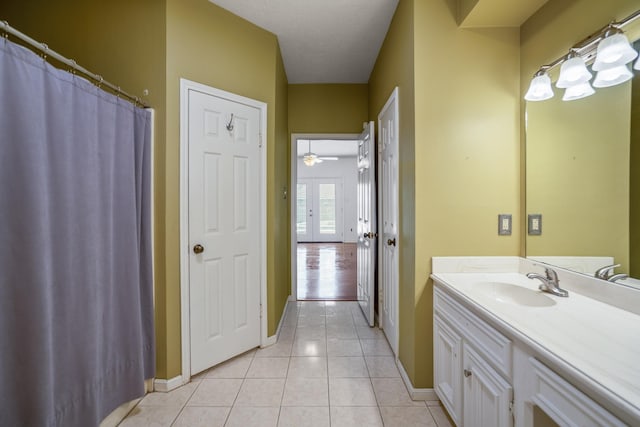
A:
[463,343,513,427]
[434,316,462,425]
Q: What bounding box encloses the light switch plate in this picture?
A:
[528,214,542,235]
[498,214,512,235]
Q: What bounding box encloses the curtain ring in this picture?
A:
[69,59,77,75]
[1,21,8,43]
[96,75,103,88]
[40,43,48,62]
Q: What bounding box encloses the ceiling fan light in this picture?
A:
[303,155,315,166]
[592,31,638,71]
[562,82,595,101]
[593,64,633,88]
[524,71,554,101]
[556,55,592,88]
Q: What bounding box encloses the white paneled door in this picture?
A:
[357,121,376,326]
[297,178,343,242]
[379,88,399,356]
[188,88,262,375]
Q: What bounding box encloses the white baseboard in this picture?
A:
[397,358,439,401]
[288,295,296,301]
[153,375,184,393]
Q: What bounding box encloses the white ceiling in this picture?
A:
[297,139,359,157]
[208,0,399,84]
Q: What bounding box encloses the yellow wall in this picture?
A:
[165,0,290,376]
[631,71,640,277]
[521,0,640,276]
[369,0,520,388]
[288,84,369,133]
[272,44,291,334]
[413,0,521,387]
[629,71,640,278]
[368,0,417,384]
[2,0,291,380]
[0,0,170,374]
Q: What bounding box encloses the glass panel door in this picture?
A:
[296,179,312,242]
[296,178,343,242]
[318,183,336,235]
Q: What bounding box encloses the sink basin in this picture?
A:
[476,282,557,307]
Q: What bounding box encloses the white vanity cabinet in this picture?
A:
[434,286,513,427]
[432,267,637,427]
[434,316,462,424]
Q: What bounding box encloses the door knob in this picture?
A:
[464,369,472,378]
[364,232,378,239]
[387,238,396,246]
[193,244,204,254]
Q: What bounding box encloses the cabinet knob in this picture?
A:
[387,238,396,246]
[464,369,472,378]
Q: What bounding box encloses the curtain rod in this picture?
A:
[538,9,640,74]
[1,20,150,108]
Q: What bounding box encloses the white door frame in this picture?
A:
[290,133,359,301]
[179,78,267,384]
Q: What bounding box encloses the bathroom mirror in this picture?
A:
[525,41,639,288]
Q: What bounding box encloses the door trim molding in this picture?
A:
[378,87,400,356]
[289,133,359,301]
[179,78,267,383]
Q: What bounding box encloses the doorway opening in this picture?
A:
[291,135,359,302]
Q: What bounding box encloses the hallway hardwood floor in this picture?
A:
[297,243,357,301]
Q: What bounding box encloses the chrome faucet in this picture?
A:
[595,264,620,280]
[526,267,569,297]
[607,273,629,283]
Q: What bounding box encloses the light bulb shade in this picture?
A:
[592,33,638,71]
[593,64,633,88]
[562,82,595,101]
[524,73,554,101]
[303,155,315,166]
[556,56,592,88]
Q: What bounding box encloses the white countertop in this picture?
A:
[431,268,640,421]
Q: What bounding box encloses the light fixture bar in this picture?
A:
[536,9,640,75]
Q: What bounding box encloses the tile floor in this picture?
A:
[120,301,454,427]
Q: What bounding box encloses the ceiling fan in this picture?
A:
[302,140,339,166]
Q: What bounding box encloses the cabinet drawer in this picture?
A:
[529,358,625,427]
[434,286,512,379]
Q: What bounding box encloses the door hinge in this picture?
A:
[260,303,263,318]
[258,134,263,148]
[510,399,515,425]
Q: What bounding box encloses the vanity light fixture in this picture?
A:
[593,64,634,88]
[592,26,638,71]
[524,9,640,102]
[562,82,595,101]
[524,69,554,101]
[556,51,592,88]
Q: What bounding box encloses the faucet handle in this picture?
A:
[595,264,620,280]
[544,267,558,283]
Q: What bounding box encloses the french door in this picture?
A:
[297,178,343,242]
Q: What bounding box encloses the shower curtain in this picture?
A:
[0,39,155,426]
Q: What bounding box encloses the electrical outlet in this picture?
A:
[498,214,512,235]
[528,214,542,235]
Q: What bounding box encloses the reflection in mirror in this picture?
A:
[525,40,640,289]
